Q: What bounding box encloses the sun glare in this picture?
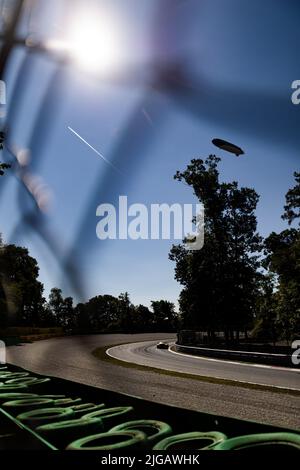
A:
[48,12,121,74]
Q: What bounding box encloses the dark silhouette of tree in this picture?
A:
[133,304,154,332]
[69,294,176,334]
[0,243,45,326]
[74,302,89,332]
[47,287,64,326]
[264,172,300,342]
[264,231,300,342]
[169,156,261,342]
[151,300,177,331]
[252,274,278,345]
[61,296,74,329]
[47,288,76,329]
[282,171,300,225]
[118,292,135,332]
[0,162,10,176]
[83,294,120,331]
[47,287,65,326]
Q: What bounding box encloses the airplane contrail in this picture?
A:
[68,126,122,175]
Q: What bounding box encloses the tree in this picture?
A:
[264,172,300,342]
[48,288,64,326]
[74,302,89,332]
[151,300,177,331]
[83,294,120,331]
[118,292,135,332]
[61,296,74,329]
[0,243,45,326]
[282,171,300,225]
[251,274,278,345]
[169,156,261,342]
[133,304,154,332]
[0,162,10,176]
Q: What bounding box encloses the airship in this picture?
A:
[212,138,244,156]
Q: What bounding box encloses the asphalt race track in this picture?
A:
[107,339,300,390]
[5,334,300,430]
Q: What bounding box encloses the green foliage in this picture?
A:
[0,242,45,326]
[1,165,298,341]
[0,162,11,176]
[251,275,278,344]
[262,171,300,342]
[0,238,176,332]
[264,229,300,342]
[151,300,178,331]
[282,171,300,225]
[70,293,176,333]
[133,304,154,331]
[170,156,261,340]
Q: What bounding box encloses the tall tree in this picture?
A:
[83,294,120,331]
[282,171,300,225]
[264,172,300,342]
[134,304,154,332]
[169,156,261,341]
[61,296,74,329]
[151,300,177,331]
[118,292,135,332]
[48,288,64,326]
[0,243,45,326]
[251,274,278,345]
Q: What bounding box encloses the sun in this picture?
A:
[48,11,122,75]
[68,15,120,73]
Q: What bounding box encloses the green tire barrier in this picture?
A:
[0,372,30,379]
[2,398,55,414]
[17,407,75,428]
[82,407,134,430]
[71,403,95,410]
[5,377,41,385]
[4,377,51,390]
[36,416,104,448]
[40,395,66,399]
[71,403,106,418]
[153,431,228,450]
[0,384,27,391]
[66,430,146,451]
[110,420,173,445]
[0,392,38,403]
[54,398,82,407]
[213,432,300,450]
[1,365,300,451]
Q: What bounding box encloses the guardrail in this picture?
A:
[174,343,297,368]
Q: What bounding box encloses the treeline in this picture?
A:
[0,242,177,333]
[1,157,299,343]
[44,289,177,333]
[169,157,300,344]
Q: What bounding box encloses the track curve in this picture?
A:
[107,340,300,390]
[5,334,300,429]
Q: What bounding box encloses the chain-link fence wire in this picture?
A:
[0,1,299,342]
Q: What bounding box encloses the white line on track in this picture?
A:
[106,341,300,392]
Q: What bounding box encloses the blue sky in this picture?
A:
[0,0,299,307]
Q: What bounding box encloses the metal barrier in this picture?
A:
[174,343,294,367]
